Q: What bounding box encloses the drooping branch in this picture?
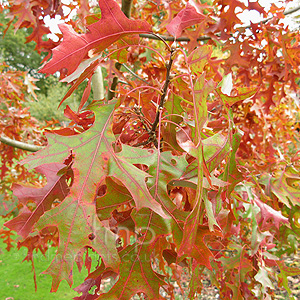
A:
[0,135,43,152]
[140,5,300,43]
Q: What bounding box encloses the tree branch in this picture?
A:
[139,33,211,42]
[92,66,104,100]
[150,50,175,133]
[122,63,149,84]
[108,0,133,100]
[139,5,300,43]
[137,48,175,148]
[121,0,133,18]
[0,135,43,152]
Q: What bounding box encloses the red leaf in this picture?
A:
[248,0,267,17]
[179,225,222,270]
[40,0,151,76]
[253,195,288,230]
[5,163,69,238]
[166,2,206,37]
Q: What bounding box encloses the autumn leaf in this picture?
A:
[40,0,152,76]
[36,197,119,292]
[5,163,69,238]
[188,45,213,75]
[177,74,214,263]
[18,101,170,290]
[179,225,222,269]
[3,0,300,298]
[166,2,206,38]
[215,87,256,107]
[98,243,165,299]
[253,195,288,230]
[7,0,37,31]
[23,102,168,218]
[219,244,253,299]
[254,266,274,294]
[260,166,300,207]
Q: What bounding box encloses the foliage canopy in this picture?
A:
[1,0,300,299]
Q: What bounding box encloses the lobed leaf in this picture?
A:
[40,0,152,76]
[166,2,206,38]
[5,163,69,238]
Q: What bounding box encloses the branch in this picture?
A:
[91,66,104,100]
[150,50,175,133]
[139,33,211,42]
[139,5,300,43]
[139,48,175,148]
[121,0,133,18]
[107,62,122,100]
[122,63,149,84]
[283,4,300,16]
[0,135,43,152]
[107,0,133,100]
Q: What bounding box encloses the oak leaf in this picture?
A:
[166,2,206,38]
[5,163,69,238]
[19,101,169,291]
[40,0,152,76]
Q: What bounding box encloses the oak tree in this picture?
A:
[1,0,300,299]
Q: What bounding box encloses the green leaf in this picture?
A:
[21,101,170,290]
[96,177,132,220]
[215,86,256,107]
[164,93,184,151]
[254,266,274,293]
[203,190,220,231]
[188,45,213,75]
[277,260,300,294]
[98,242,165,299]
[194,74,215,135]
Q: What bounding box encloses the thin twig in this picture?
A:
[0,135,43,152]
[139,33,211,42]
[122,64,149,84]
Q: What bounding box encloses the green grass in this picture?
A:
[0,218,88,300]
